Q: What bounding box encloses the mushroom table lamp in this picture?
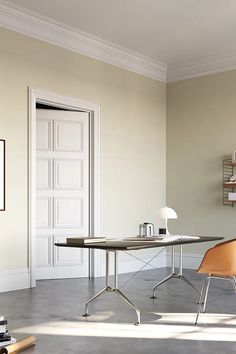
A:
[157,207,177,235]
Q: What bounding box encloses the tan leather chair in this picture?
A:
[195,239,236,325]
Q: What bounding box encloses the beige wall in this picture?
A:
[167,71,236,253]
[0,27,166,270]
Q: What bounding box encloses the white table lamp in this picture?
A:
[157,207,177,235]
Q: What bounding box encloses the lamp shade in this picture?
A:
[156,207,177,219]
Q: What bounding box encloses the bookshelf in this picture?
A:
[223,158,236,206]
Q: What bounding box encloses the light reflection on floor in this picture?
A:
[12,313,236,341]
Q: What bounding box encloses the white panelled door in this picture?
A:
[36,109,89,279]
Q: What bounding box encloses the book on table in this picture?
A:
[66,237,106,244]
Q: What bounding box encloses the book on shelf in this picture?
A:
[66,237,106,245]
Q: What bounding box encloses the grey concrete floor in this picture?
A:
[0,268,236,354]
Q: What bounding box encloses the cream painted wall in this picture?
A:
[0,27,166,270]
[167,71,236,254]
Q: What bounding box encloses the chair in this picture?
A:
[195,238,236,325]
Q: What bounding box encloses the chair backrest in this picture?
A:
[197,238,236,276]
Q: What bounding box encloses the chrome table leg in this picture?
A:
[151,246,176,299]
[179,274,200,293]
[151,244,200,299]
[151,274,175,299]
[178,245,200,293]
[116,289,141,325]
[82,288,107,317]
[83,250,141,325]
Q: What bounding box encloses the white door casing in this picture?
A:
[29,88,101,287]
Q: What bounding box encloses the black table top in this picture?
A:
[55,236,224,251]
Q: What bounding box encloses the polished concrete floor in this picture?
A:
[0,268,236,354]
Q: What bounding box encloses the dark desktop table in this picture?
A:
[55,235,223,325]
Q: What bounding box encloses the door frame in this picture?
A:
[28,87,101,287]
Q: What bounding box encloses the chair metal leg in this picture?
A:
[195,275,236,325]
[202,277,211,312]
[195,277,208,325]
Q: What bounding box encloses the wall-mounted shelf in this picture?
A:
[223,158,236,206]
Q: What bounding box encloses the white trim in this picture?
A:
[166,252,203,270]
[29,87,101,287]
[167,52,236,82]
[36,266,88,280]
[0,268,30,292]
[0,1,166,82]
[2,1,236,83]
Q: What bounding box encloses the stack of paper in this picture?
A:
[161,235,200,242]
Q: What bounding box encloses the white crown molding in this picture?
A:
[0,0,167,82]
[1,0,236,83]
[167,53,236,82]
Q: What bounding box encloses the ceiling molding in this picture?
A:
[167,53,236,82]
[0,1,167,82]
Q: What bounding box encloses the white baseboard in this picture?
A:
[0,251,202,293]
[0,268,30,293]
[100,248,167,277]
[36,266,88,280]
[166,252,203,270]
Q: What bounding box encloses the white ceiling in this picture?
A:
[1,0,236,81]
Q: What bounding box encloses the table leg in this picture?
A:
[151,245,200,299]
[83,250,141,325]
[177,245,200,293]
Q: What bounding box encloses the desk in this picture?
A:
[55,236,223,325]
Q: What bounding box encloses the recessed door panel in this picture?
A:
[36,158,52,189]
[54,120,84,152]
[54,159,83,189]
[54,235,83,266]
[36,235,52,267]
[36,197,52,228]
[36,119,52,151]
[54,197,83,228]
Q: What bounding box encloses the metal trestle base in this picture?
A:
[151,245,200,299]
[82,250,141,325]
